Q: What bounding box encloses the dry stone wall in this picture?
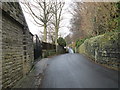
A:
[79,32,120,70]
[1,2,34,88]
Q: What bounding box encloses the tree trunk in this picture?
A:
[55,26,58,52]
[43,24,47,42]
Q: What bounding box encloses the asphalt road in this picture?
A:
[41,54,119,88]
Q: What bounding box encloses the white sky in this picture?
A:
[20,1,73,39]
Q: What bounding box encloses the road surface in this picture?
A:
[41,54,119,88]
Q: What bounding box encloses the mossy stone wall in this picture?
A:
[79,32,120,70]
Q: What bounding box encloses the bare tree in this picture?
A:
[21,0,53,42]
[47,25,56,44]
[50,1,65,51]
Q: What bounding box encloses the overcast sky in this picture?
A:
[20,1,73,40]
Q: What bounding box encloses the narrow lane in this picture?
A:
[41,54,119,88]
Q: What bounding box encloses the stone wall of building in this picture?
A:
[2,2,34,88]
[2,2,26,26]
[0,2,2,89]
[27,32,34,71]
[22,29,34,75]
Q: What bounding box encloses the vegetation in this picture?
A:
[50,1,65,46]
[65,2,120,53]
[75,38,88,49]
[115,2,120,32]
[57,37,66,47]
[67,2,120,43]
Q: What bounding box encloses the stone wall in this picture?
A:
[42,42,66,58]
[0,2,2,89]
[22,30,34,75]
[79,32,120,70]
[2,2,26,26]
[56,45,66,54]
[2,2,34,88]
[42,42,56,50]
[42,42,56,58]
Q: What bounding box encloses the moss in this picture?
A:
[75,38,86,49]
[116,2,120,9]
[78,32,120,70]
[83,32,119,49]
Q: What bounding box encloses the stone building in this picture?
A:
[1,2,34,88]
[0,2,2,89]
